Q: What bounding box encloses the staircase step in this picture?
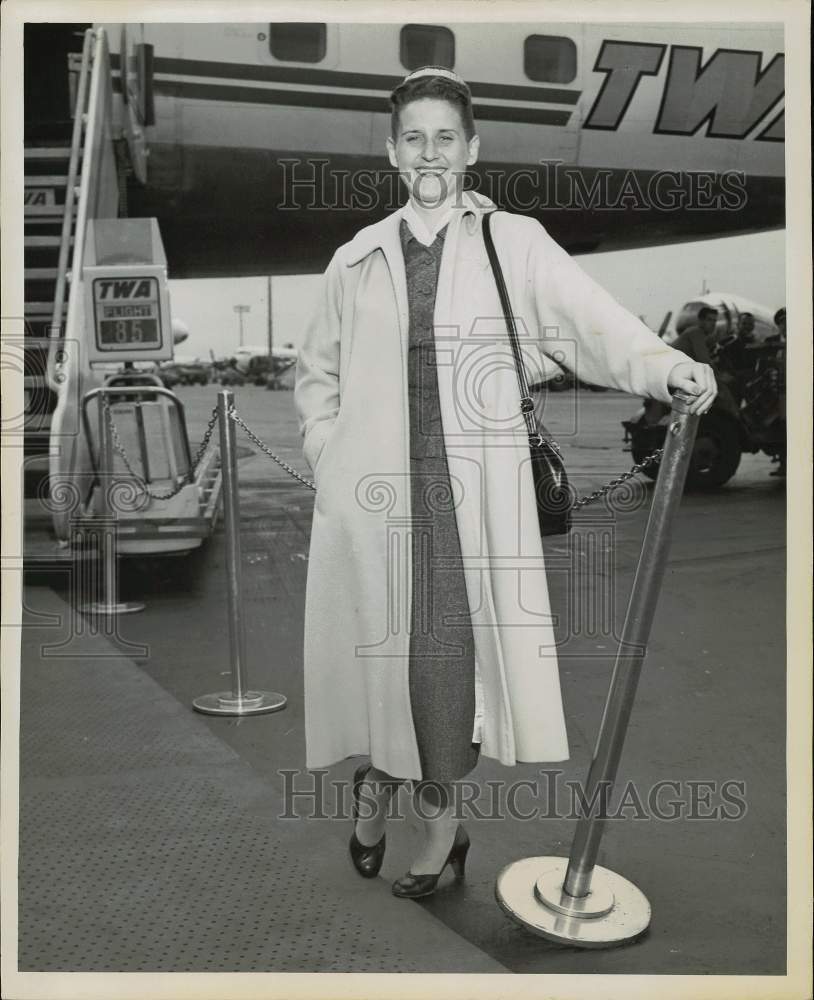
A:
[24,147,72,159]
[25,268,60,280]
[25,301,67,316]
[24,235,72,248]
[24,204,68,217]
[24,175,69,187]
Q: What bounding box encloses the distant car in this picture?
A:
[158,363,182,389]
[177,361,210,386]
[157,360,210,387]
[217,365,246,387]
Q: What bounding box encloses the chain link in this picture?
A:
[227,406,664,509]
[228,405,317,492]
[100,396,220,502]
[571,447,664,509]
[191,405,220,472]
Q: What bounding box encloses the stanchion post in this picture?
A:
[495,389,700,947]
[563,390,699,899]
[78,394,144,616]
[221,387,248,698]
[193,390,287,717]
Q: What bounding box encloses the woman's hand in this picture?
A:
[667,361,718,415]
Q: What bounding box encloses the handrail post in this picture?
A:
[495,389,700,947]
[193,391,287,717]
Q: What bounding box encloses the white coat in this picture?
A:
[294,193,691,780]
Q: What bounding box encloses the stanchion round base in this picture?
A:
[78,601,145,615]
[495,857,651,948]
[192,690,287,716]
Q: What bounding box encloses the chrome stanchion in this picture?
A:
[78,396,144,616]
[193,390,287,717]
[495,389,700,947]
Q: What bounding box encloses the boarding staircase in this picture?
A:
[21,27,108,546]
[21,27,222,562]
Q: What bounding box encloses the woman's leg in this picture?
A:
[408,779,466,875]
[353,765,403,846]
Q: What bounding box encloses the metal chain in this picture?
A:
[227,406,664,508]
[100,395,664,510]
[191,405,220,471]
[571,447,664,509]
[228,405,317,492]
[100,396,220,502]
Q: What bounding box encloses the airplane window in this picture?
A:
[524,35,577,84]
[400,24,455,71]
[269,23,327,63]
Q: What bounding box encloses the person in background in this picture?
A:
[672,306,744,418]
[716,311,758,405]
[767,307,787,477]
[767,307,786,344]
[671,306,719,364]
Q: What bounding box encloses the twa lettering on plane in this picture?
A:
[585,42,784,140]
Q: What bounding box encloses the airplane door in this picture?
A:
[24,23,90,140]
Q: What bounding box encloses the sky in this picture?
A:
[168,229,786,361]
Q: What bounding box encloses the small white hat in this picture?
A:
[400,65,468,88]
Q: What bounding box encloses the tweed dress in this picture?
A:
[401,219,481,783]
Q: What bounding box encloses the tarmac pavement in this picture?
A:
[17,384,787,975]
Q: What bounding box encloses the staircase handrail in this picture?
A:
[47,27,93,371]
[50,26,116,380]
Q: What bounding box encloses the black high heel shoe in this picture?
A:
[391,824,470,898]
[349,763,386,878]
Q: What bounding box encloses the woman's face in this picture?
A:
[386,98,479,210]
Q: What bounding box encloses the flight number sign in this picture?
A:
[92,277,162,351]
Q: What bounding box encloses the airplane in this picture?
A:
[232,344,298,363]
[79,20,785,278]
[229,343,298,374]
[17,20,786,556]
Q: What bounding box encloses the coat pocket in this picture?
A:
[304,419,335,479]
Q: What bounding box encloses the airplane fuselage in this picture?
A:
[103,21,785,277]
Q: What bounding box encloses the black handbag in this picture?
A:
[482,212,572,536]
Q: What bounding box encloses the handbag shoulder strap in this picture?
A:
[482,212,542,446]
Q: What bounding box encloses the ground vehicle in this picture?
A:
[265,356,297,390]
[157,362,182,389]
[622,342,785,487]
[177,361,210,385]
[215,361,246,387]
[158,362,209,387]
[245,355,274,386]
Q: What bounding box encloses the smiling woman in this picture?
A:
[386,67,479,218]
[293,65,716,901]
